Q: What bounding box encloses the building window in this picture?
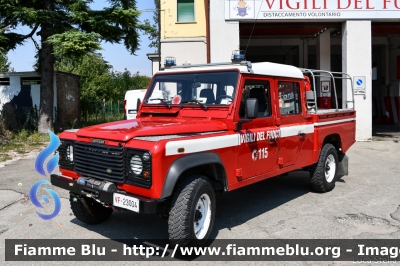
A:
[21,76,41,85]
[0,78,10,85]
[177,0,195,22]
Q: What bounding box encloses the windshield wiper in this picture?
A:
[181,99,208,109]
[149,98,171,108]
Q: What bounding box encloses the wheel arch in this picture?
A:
[323,133,342,152]
[321,134,349,176]
[160,152,228,199]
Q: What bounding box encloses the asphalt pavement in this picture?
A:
[0,140,400,265]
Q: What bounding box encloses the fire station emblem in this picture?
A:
[234,0,251,17]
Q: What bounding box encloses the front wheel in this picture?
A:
[70,193,113,224]
[310,143,338,193]
[168,175,216,247]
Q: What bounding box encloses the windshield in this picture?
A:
[145,71,238,107]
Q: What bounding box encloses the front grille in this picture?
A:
[74,142,124,182]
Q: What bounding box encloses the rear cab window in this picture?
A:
[278,81,301,115]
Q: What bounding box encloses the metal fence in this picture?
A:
[80,98,124,125]
[0,98,125,134]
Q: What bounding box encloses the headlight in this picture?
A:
[66,145,74,162]
[126,149,152,188]
[58,140,75,170]
[130,155,143,175]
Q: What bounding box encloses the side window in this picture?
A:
[278,81,301,115]
[177,0,195,22]
[239,80,271,118]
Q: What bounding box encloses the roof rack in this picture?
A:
[161,61,254,74]
[300,68,355,113]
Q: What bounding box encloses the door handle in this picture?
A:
[268,138,277,144]
[298,132,306,137]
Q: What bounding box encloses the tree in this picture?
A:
[109,69,150,99]
[0,0,154,133]
[55,52,112,100]
[0,52,12,72]
[55,51,150,102]
[146,0,160,52]
[0,28,12,72]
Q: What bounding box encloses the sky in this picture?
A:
[6,1,156,77]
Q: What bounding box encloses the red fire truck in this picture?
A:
[51,57,356,247]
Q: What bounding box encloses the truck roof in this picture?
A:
[157,61,305,80]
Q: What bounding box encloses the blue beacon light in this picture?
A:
[165,56,176,67]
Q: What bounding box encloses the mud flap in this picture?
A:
[337,154,349,176]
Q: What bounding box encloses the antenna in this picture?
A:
[244,1,263,55]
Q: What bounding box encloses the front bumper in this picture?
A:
[50,174,157,214]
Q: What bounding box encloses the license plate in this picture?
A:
[113,193,139,213]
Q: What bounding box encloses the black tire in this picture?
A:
[168,175,216,247]
[310,143,338,193]
[69,193,113,224]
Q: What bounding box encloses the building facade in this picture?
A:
[160,0,208,66]
[156,0,400,140]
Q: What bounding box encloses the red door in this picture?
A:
[275,80,311,167]
[237,77,279,179]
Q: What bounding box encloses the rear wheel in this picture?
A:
[310,143,338,192]
[70,193,113,224]
[168,175,216,247]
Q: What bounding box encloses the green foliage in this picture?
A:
[0,29,12,72]
[145,0,159,52]
[55,52,111,100]
[0,0,154,58]
[0,0,156,133]
[109,69,151,99]
[55,52,150,102]
[0,51,12,72]
[47,30,102,59]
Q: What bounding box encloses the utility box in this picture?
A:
[55,72,81,128]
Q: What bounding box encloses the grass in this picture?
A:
[0,130,50,162]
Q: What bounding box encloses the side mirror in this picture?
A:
[246,98,258,119]
[235,98,258,131]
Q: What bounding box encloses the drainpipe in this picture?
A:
[158,5,161,71]
[206,0,210,63]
